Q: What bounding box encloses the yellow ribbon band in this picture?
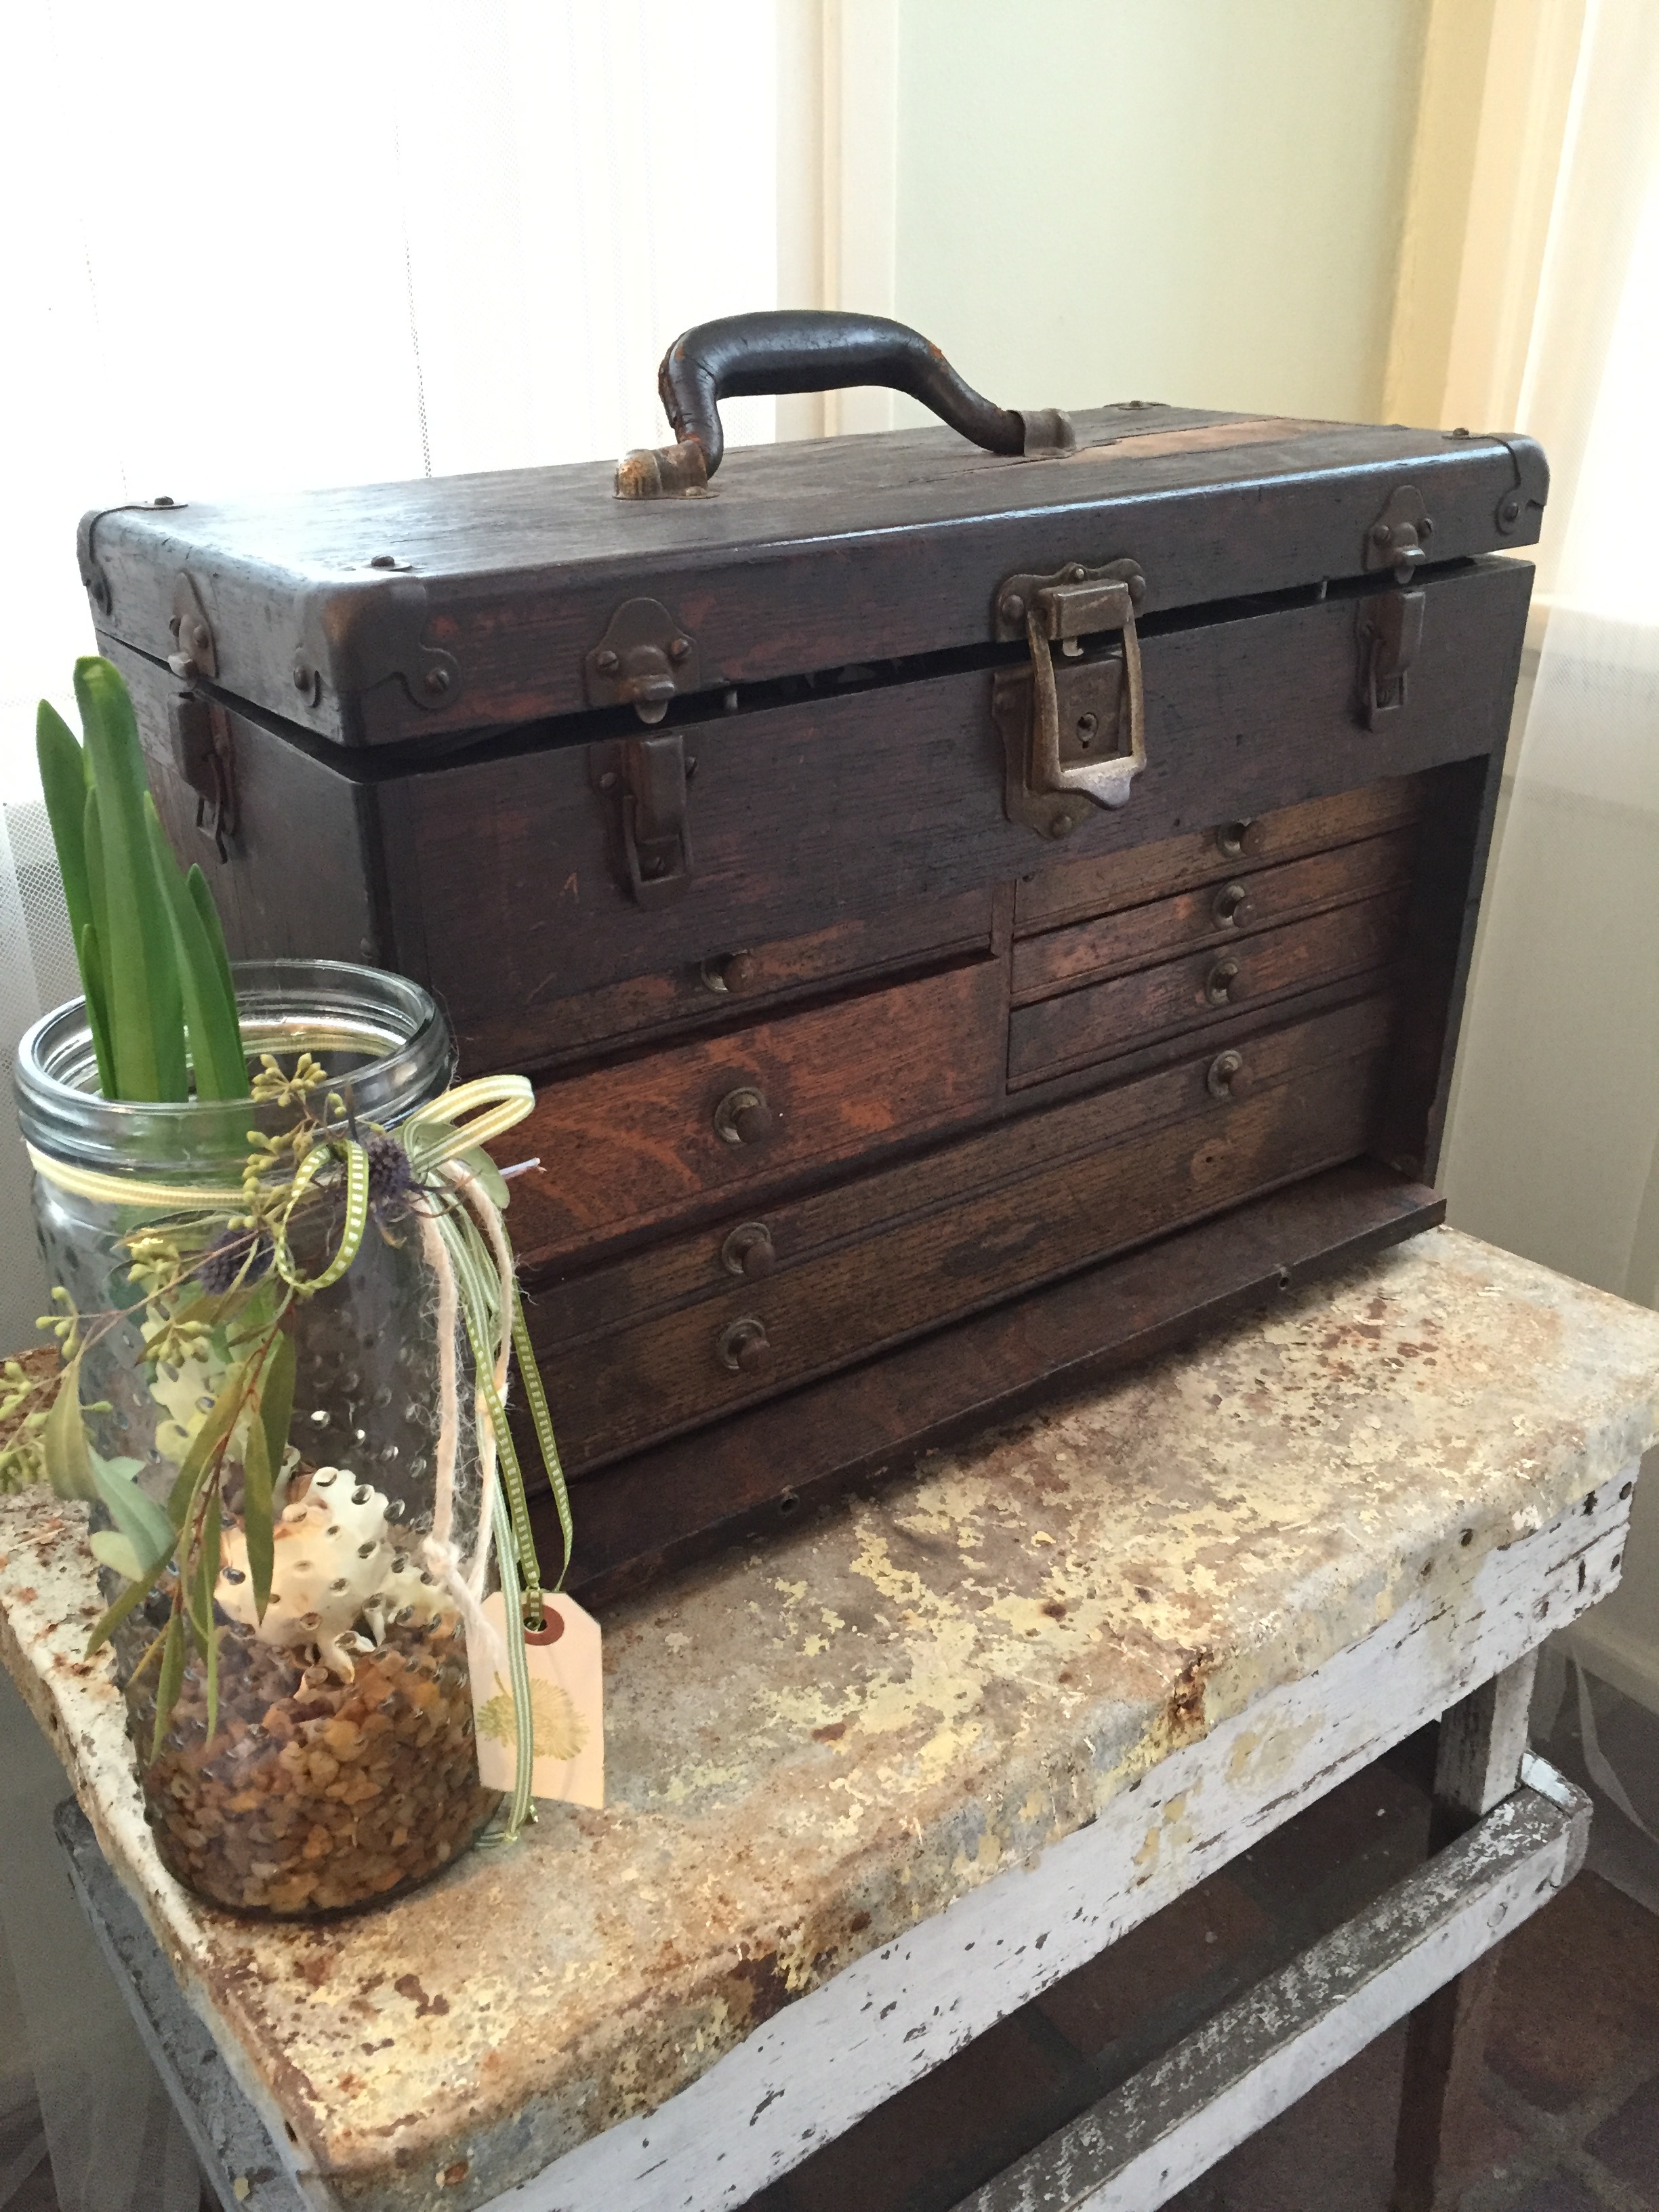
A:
[25,1074,537,1215]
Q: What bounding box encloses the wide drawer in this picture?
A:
[504,955,1006,1270]
[1013,822,1419,1004]
[1008,885,1409,1087]
[532,996,1391,1469]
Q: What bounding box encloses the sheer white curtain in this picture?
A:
[1441,0,1659,1730]
[1,9,781,2209]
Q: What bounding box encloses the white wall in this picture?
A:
[888,0,1430,426]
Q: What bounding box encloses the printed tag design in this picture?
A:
[471,1591,604,1809]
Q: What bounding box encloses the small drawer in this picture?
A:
[1013,774,1428,939]
[533,996,1393,1470]
[504,955,1006,1271]
[1008,886,1409,1087]
[1012,823,1419,1005]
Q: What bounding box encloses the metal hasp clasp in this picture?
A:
[585,598,701,726]
[589,733,695,907]
[1364,485,1433,583]
[992,559,1148,840]
[1356,588,1426,729]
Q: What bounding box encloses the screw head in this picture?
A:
[422,663,452,697]
[1000,594,1026,624]
[668,636,692,663]
[291,659,311,691]
[1067,563,1088,581]
[1500,497,1521,523]
[1372,521,1392,545]
[152,495,176,507]
[598,770,617,791]
[191,623,210,651]
[369,552,398,569]
[595,649,620,675]
[1048,812,1075,840]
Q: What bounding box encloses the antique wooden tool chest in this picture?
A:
[80,312,1544,1603]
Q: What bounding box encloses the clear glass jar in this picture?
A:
[16,960,499,1915]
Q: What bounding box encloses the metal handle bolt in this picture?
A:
[718,1317,773,1375]
[714,1086,773,1145]
[1204,958,1242,1006]
[722,1222,777,1279]
[1212,881,1254,928]
[1206,1050,1249,1100]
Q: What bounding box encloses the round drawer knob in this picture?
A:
[1204,958,1242,1006]
[1215,819,1265,861]
[714,1086,773,1145]
[701,949,758,996]
[1206,1049,1250,1100]
[718,1316,773,1375]
[722,1221,777,1279]
[1212,880,1254,928]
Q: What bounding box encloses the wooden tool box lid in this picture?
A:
[79,318,1545,752]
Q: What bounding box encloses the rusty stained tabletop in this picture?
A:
[3,1225,1659,2212]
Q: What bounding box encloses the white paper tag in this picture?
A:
[471,1590,604,1809]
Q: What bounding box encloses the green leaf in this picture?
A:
[78,923,116,1100]
[165,1359,249,1528]
[458,1145,511,1212]
[190,1486,220,1660]
[151,1610,186,1763]
[89,1529,145,1580]
[145,796,249,1101]
[258,1330,295,1486]
[75,656,186,1103]
[243,1415,274,1621]
[37,701,91,938]
[85,1549,172,1656]
[89,1448,176,1578]
[186,862,239,1036]
[41,1354,96,1501]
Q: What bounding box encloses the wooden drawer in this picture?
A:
[1012,823,1419,1004]
[504,955,1006,1271]
[1008,886,1408,1088]
[532,995,1393,1469]
[1014,774,1429,939]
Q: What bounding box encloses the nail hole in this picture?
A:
[1621,1481,1634,1499]
[1460,1530,1473,1547]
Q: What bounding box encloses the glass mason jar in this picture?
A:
[16,960,499,1915]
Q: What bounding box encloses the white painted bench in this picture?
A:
[3,1226,1655,2212]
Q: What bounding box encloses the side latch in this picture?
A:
[168,692,238,860]
[585,599,700,726]
[590,733,695,907]
[991,560,1147,840]
[1364,486,1433,583]
[1356,590,1426,729]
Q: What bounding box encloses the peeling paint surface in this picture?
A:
[3,1227,1658,2212]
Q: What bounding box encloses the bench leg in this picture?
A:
[1391,1652,1539,2212]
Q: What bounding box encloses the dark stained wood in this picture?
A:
[1008,888,1410,1086]
[1011,823,1419,1004]
[544,1162,1446,1610]
[529,993,1399,1343]
[454,888,995,1076]
[1376,752,1513,1185]
[86,412,1542,746]
[503,956,1008,1270]
[367,559,1528,1072]
[533,1041,1386,1469]
[1014,773,1429,937]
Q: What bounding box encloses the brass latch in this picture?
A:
[991,560,1148,839]
[589,732,695,906]
[1356,589,1425,729]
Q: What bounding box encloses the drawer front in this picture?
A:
[1008,886,1408,1087]
[376,559,1527,1073]
[505,956,1006,1270]
[1013,775,1427,943]
[1012,823,1419,1004]
[535,1002,1390,1469]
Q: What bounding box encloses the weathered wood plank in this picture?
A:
[955,1760,1590,2212]
[517,1480,1629,2212]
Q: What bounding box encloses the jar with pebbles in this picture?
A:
[16,960,499,1914]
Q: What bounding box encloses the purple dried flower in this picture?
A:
[197,1227,272,1296]
[367,1133,415,1221]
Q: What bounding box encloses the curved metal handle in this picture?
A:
[618,311,1072,496]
